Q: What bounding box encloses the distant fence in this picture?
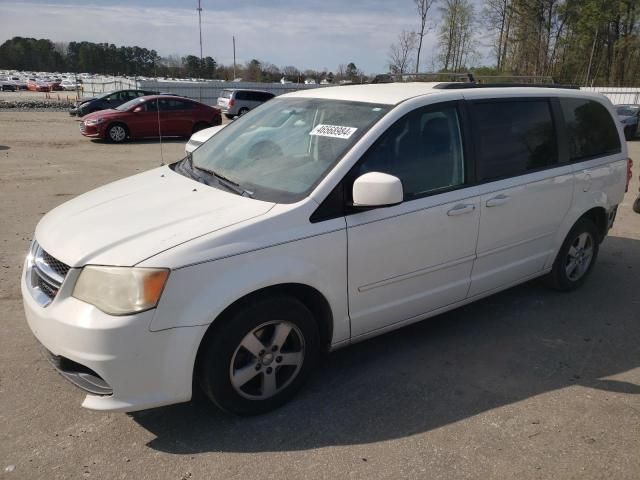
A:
[79,76,640,107]
[79,77,325,105]
[580,87,640,105]
[138,80,325,106]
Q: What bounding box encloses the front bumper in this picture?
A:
[21,259,207,412]
[79,121,104,138]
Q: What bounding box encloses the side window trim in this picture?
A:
[550,98,570,164]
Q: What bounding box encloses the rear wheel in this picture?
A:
[546,218,599,291]
[238,107,250,116]
[106,123,128,143]
[633,196,640,214]
[198,296,319,416]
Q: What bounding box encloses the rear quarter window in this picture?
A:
[471,99,558,181]
[560,98,621,161]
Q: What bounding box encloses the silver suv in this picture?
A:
[217,89,275,118]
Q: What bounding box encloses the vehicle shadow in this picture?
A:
[90,138,187,145]
[0,145,9,151]
[132,235,640,453]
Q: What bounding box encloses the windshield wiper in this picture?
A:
[187,154,253,197]
[212,171,254,197]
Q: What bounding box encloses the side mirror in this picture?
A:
[352,172,403,208]
[133,106,143,113]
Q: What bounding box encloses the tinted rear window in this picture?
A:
[471,99,557,181]
[561,98,621,161]
[220,90,232,99]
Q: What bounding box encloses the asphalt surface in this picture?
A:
[1,113,639,479]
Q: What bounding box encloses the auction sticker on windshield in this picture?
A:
[309,124,358,139]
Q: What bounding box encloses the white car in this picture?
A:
[60,79,81,91]
[185,125,225,154]
[22,83,630,415]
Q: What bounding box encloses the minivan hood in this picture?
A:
[35,167,275,267]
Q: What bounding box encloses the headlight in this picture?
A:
[84,118,105,126]
[72,266,169,315]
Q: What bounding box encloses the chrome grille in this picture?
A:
[26,242,70,307]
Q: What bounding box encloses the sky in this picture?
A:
[0,0,490,74]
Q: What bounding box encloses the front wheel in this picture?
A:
[633,195,640,214]
[198,296,319,415]
[546,218,599,291]
[107,123,128,143]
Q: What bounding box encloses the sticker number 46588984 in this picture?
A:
[309,124,358,139]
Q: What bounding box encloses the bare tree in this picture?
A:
[438,0,476,72]
[414,0,437,73]
[482,0,513,71]
[388,30,418,75]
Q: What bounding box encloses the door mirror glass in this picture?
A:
[352,172,403,207]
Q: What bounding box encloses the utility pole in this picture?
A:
[233,36,236,80]
[197,0,203,75]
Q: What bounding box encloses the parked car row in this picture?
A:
[79,94,222,142]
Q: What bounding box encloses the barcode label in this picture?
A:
[309,124,357,139]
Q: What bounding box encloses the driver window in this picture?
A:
[356,105,465,199]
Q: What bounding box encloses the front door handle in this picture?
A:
[447,204,476,216]
[486,194,509,207]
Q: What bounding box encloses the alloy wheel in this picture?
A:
[229,320,305,400]
[565,232,594,281]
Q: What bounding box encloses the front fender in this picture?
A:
[148,229,349,345]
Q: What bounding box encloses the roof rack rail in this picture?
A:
[433,82,580,90]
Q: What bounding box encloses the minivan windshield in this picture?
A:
[189,97,390,202]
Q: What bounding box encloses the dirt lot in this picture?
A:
[1,112,639,480]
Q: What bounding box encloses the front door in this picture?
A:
[346,102,480,338]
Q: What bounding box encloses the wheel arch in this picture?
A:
[580,206,609,242]
[192,282,334,384]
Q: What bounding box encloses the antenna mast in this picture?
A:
[197,0,203,69]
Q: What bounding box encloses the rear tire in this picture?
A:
[633,196,640,214]
[546,218,599,291]
[106,123,128,143]
[198,296,320,416]
[238,107,250,116]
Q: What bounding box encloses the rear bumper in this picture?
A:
[21,258,207,412]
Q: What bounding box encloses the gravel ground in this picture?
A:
[0,112,639,480]
[0,90,79,111]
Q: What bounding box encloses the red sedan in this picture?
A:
[79,95,222,143]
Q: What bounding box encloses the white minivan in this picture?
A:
[22,83,631,415]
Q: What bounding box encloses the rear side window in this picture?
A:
[560,98,621,161]
[235,91,248,101]
[471,100,557,181]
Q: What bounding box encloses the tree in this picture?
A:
[388,30,418,74]
[482,0,514,71]
[438,0,477,72]
[414,0,437,73]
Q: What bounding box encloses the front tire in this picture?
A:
[547,218,599,291]
[633,196,640,214]
[198,296,319,416]
[106,123,128,143]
